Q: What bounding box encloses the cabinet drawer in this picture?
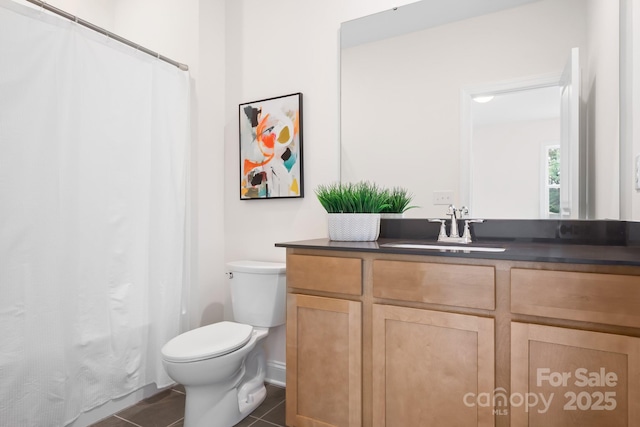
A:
[511,268,640,328]
[372,260,495,310]
[287,254,362,295]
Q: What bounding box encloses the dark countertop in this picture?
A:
[275,238,640,267]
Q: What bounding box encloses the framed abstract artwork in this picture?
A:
[239,92,304,200]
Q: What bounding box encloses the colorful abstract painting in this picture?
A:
[239,93,304,199]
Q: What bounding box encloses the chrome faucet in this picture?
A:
[429,205,483,243]
[447,204,464,238]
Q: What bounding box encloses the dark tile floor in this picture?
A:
[90,384,286,427]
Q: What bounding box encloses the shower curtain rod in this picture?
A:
[23,0,189,71]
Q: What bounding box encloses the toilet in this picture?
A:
[161,260,286,427]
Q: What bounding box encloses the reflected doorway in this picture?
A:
[470,85,561,219]
[461,48,581,219]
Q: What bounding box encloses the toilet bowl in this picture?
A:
[161,260,286,427]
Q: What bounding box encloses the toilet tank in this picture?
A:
[226,260,286,327]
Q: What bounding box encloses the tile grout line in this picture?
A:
[167,417,184,427]
[257,398,285,417]
[246,414,269,427]
[255,400,286,426]
[172,388,186,396]
[113,415,144,427]
[255,417,286,427]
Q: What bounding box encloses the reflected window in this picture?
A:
[543,145,560,218]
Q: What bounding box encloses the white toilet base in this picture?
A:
[182,384,266,427]
[238,384,266,416]
[176,329,270,427]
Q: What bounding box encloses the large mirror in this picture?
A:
[340,0,621,219]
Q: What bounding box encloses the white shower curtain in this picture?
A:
[0,1,190,426]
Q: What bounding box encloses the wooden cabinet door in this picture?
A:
[286,294,362,427]
[372,304,495,427]
[511,322,640,427]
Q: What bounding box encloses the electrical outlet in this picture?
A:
[433,190,454,205]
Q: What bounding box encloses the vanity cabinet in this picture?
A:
[371,259,497,427]
[372,259,495,310]
[510,268,640,426]
[286,293,362,427]
[286,254,363,427]
[283,246,640,427]
[286,253,362,296]
[372,304,495,427]
[510,268,640,328]
[511,322,640,427]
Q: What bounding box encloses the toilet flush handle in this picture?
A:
[226,272,233,279]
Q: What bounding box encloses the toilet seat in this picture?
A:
[161,321,254,363]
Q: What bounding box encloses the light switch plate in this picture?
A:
[433,190,454,205]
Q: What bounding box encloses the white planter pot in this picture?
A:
[327,213,381,241]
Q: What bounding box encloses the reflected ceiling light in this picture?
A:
[473,95,494,103]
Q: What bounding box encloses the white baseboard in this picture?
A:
[265,360,286,387]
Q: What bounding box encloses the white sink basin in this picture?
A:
[382,243,506,253]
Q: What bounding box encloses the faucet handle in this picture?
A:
[428,219,447,240]
[459,206,469,217]
[462,219,485,243]
[466,219,484,224]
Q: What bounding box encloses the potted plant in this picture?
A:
[380,186,417,218]
[315,181,389,241]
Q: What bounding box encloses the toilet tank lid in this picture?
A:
[226,260,286,274]
[161,321,253,363]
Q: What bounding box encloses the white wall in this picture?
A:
[223,0,414,365]
[634,1,640,220]
[38,0,115,29]
[223,0,414,264]
[472,118,560,219]
[586,0,620,219]
[622,0,640,220]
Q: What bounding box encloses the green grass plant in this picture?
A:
[315,181,391,213]
[381,186,417,213]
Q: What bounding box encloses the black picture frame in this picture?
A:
[238,92,304,200]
